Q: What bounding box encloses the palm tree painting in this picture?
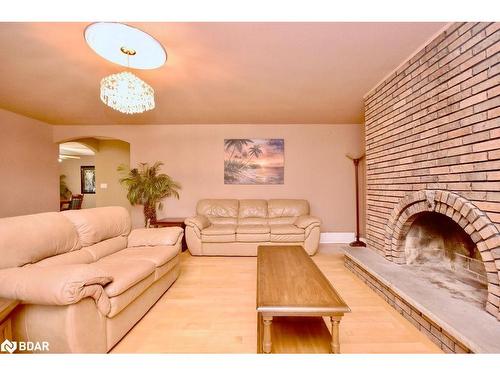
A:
[224,139,284,184]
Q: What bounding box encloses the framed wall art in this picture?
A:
[224,139,284,185]
[80,165,96,194]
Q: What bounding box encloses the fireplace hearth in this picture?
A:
[344,248,500,353]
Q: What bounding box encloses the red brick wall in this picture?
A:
[364,22,500,255]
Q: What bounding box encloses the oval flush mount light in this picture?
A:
[84,22,167,69]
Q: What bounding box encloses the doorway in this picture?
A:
[58,138,131,211]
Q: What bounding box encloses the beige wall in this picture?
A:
[95,140,131,209]
[58,155,96,209]
[0,109,59,217]
[53,124,365,231]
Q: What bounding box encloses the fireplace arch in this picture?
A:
[384,190,500,319]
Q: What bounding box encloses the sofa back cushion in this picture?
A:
[36,236,129,267]
[61,206,131,247]
[197,199,239,225]
[0,212,81,269]
[268,199,309,225]
[237,199,268,225]
[83,236,128,261]
[238,199,267,218]
[35,249,94,267]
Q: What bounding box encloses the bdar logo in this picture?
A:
[0,339,49,353]
[1,339,17,354]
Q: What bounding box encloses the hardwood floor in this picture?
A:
[111,245,442,353]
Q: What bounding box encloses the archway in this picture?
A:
[59,141,97,209]
[57,137,131,211]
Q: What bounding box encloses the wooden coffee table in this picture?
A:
[0,298,19,345]
[256,245,350,354]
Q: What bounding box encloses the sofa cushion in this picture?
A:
[0,212,81,269]
[208,217,238,225]
[270,224,304,235]
[155,255,180,280]
[107,273,155,318]
[96,259,155,297]
[236,224,270,234]
[201,234,236,243]
[197,199,239,218]
[83,236,128,261]
[236,233,270,242]
[268,199,309,218]
[104,246,179,268]
[270,224,305,242]
[270,233,304,242]
[202,224,237,235]
[62,207,131,247]
[238,199,268,218]
[268,217,296,225]
[238,217,268,225]
[128,227,183,247]
[35,248,94,267]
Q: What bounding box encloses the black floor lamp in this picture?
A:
[346,153,366,247]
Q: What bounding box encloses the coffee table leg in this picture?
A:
[330,316,341,354]
[257,312,262,353]
[263,316,273,353]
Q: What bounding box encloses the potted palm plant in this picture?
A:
[118,162,181,227]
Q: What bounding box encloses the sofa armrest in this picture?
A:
[294,215,321,229]
[128,227,183,247]
[184,215,210,231]
[0,264,113,315]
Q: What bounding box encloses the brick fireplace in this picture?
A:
[385,189,498,315]
[364,22,500,320]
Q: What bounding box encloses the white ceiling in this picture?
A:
[59,142,95,156]
[0,22,446,125]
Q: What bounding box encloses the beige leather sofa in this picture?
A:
[185,199,321,256]
[0,206,183,353]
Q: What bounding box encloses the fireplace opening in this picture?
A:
[403,212,488,307]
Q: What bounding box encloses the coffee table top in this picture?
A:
[257,245,350,316]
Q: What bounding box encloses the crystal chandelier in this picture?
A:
[85,22,167,115]
[100,71,155,114]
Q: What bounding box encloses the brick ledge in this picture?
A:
[343,248,500,353]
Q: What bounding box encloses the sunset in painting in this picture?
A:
[224,139,284,184]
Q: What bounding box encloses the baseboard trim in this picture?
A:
[320,232,354,244]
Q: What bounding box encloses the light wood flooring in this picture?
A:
[111,245,442,353]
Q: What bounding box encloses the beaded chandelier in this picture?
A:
[100,71,155,114]
[85,22,167,115]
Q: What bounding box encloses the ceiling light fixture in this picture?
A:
[100,71,155,114]
[84,22,167,69]
[84,22,166,114]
